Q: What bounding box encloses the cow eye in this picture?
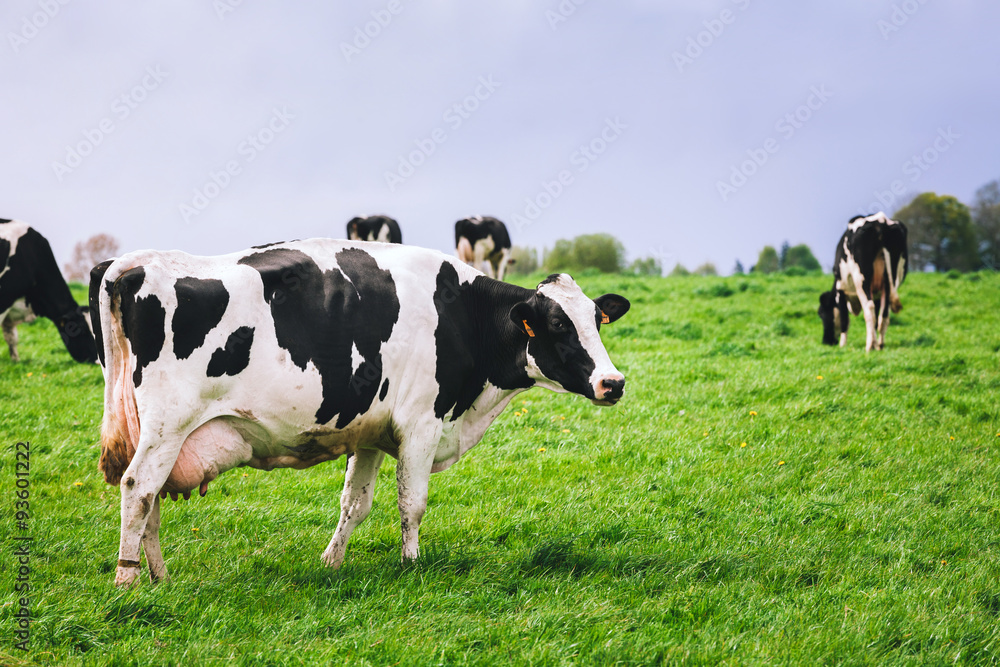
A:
[550,318,566,331]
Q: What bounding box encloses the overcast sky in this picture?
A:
[2,0,998,274]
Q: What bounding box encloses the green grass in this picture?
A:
[2,273,1000,665]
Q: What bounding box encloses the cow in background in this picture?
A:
[0,219,98,363]
[346,215,402,244]
[818,212,908,352]
[455,216,513,281]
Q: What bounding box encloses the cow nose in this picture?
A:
[598,376,625,400]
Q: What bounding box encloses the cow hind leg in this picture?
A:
[141,495,169,583]
[321,448,386,569]
[876,291,890,350]
[115,435,182,587]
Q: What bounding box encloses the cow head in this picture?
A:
[510,274,630,405]
[346,217,362,241]
[57,305,99,363]
[817,290,844,346]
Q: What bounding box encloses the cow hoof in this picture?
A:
[114,566,141,587]
[320,550,344,569]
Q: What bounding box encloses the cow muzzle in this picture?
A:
[592,374,626,406]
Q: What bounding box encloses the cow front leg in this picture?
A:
[141,495,169,583]
[115,437,180,587]
[396,442,437,564]
[322,448,385,568]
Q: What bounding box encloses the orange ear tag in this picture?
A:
[600,311,610,324]
[523,320,535,337]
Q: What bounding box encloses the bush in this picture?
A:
[543,234,626,274]
[628,257,663,277]
[508,246,539,275]
[694,262,718,276]
[754,246,780,274]
[669,263,691,277]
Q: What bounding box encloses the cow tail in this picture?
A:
[93,260,140,486]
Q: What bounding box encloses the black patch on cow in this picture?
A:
[379,379,389,401]
[89,260,115,367]
[114,267,166,387]
[432,264,533,420]
[237,247,400,427]
[207,326,254,377]
[172,277,230,359]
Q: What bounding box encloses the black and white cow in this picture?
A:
[455,216,512,281]
[91,239,629,586]
[0,219,98,363]
[346,215,402,244]
[818,212,908,351]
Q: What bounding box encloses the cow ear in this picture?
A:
[595,294,630,324]
[509,302,537,337]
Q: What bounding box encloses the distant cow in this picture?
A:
[455,216,512,281]
[0,219,98,363]
[92,239,629,586]
[818,212,907,351]
[346,215,402,244]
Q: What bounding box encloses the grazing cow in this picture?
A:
[346,215,402,244]
[1,299,36,362]
[818,212,908,351]
[455,216,512,281]
[0,219,98,363]
[92,239,629,586]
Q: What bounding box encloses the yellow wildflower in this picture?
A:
[749,411,757,417]
[537,447,546,453]
[778,461,785,466]
[740,442,747,448]
[73,482,83,487]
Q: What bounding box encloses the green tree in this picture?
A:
[733,259,745,275]
[973,180,1000,270]
[753,246,780,274]
[782,244,821,272]
[542,234,626,274]
[894,192,979,271]
[694,262,718,276]
[628,257,663,276]
[508,245,539,275]
[542,239,574,272]
[668,263,691,277]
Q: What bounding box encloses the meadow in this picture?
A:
[1,271,999,666]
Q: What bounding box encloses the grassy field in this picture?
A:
[2,271,999,666]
